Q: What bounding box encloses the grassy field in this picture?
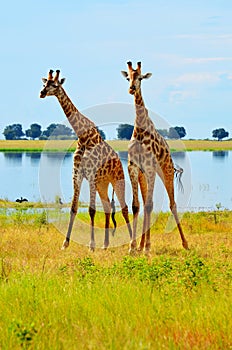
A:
[0,206,231,349]
[0,139,232,152]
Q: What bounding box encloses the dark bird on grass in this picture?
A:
[16,197,28,203]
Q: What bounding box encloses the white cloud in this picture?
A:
[183,57,232,64]
[163,71,231,105]
[175,72,220,84]
[153,53,232,70]
[155,53,232,66]
[175,34,232,41]
[169,89,197,104]
[166,72,224,104]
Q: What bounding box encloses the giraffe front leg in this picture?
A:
[137,170,148,252]
[62,151,84,250]
[140,169,155,254]
[61,197,80,250]
[128,163,140,253]
[142,202,153,254]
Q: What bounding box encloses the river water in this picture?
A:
[0,150,231,212]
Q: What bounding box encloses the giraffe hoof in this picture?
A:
[144,248,151,257]
[89,244,95,252]
[183,241,189,250]
[129,246,137,255]
[129,240,137,251]
[61,240,69,250]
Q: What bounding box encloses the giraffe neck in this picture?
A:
[134,90,145,108]
[133,90,170,159]
[56,87,95,138]
[133,90,151,135]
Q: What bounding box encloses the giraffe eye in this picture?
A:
[126,78,130,81]
[138,77,142,81]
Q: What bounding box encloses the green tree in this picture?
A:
[168,127,179,139]
[3,124,25,140]
[173,126,186,139]
[117,124,133,140]
[212,128,229,141]
[25,123,42,139]
[168,126,186,139]
[41,123,57,138]
[41,123,75,139]
[157,129,169,138]
[97,127,106,140]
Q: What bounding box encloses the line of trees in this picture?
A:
[2,123,77,140]
[2,123,230,141]
[117,124,230,141]
[2,123,106,141]
[117,124,187,140]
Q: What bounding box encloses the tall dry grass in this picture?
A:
[0,209,232,349]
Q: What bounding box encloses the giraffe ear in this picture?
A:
[121,71,128,79]
[42,78,47,84]
[60,78,65,85]
[142,73,152,80]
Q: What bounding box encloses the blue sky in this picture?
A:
[0,0,232,139]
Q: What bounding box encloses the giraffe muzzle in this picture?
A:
[129,85,136,95]
[40,90,46,98]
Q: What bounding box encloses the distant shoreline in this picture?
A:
[0,139,232,152]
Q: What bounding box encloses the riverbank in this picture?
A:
[0,139,232,152]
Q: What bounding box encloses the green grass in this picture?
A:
[0,206,232,349]
[1,139,232,152]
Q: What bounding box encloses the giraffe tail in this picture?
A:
[111,189,117,236]
[174,165,184,193]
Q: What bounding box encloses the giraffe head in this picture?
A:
[40,69,66,98]
[121,61,152,95]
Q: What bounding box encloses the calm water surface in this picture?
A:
[0,150,231,212]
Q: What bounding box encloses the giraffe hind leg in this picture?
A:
[111,178,134,252]
[110,195,117,236]
[88,182,97,251]
[89,206,96,251]
[98,183,111,250]
[163,170,189,250]
[171,203,189,249]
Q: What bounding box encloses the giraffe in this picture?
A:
[121,61,188,252]
[40,69,132,251]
